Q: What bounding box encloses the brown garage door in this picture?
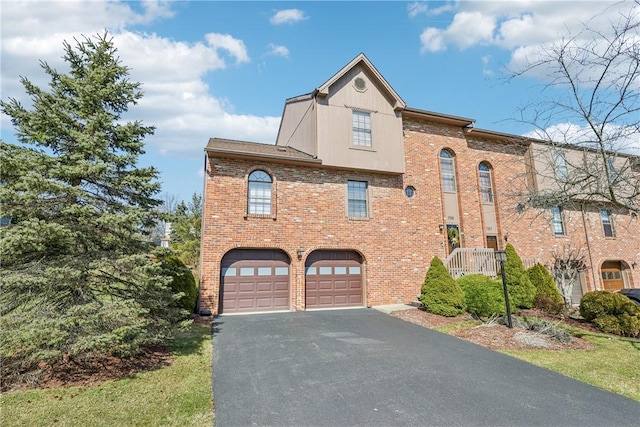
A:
[601,261,624,291]
[220,249,290,314]
[305,250,363,309]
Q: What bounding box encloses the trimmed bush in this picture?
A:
[503,244,536,309]
[527,263,564,313]
[457,274,506,317]
[156,251,198,313]
[579,291,640,337]
[420,257,466,317]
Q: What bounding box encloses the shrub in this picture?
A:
[579,291,640,337]
[503,244,536,309]
[527,263,563,309]
[156,250,198,313]
[457,274,506,317]
[420,257,466,317]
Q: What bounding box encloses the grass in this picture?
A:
[1,323,214,427]
[501,330,640,401]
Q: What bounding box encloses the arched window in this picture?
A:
[478,162,494,204]
[247,170,272,215]
[439,149,456,192]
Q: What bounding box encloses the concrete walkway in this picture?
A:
[212,309,639,426]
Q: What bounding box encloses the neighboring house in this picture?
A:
[160,222,172,248]
[199,53,639,315]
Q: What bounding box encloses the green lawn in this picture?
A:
[1,323,213,427]
[502,331,640,402]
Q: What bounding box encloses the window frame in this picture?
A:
[553,150,569,180]
[600,209,615,238]
[478,162,494,204]
[247,169,273,216]
[351,110,372,148]
[440,149,457,193]
[551,206,565,236]
[347,179,370,219]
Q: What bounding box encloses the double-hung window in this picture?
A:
[352,110,372,147]
[600,209,615,237]
[553,151,568,180]
[551,206,565,235]
[247,170,272,215]
[347,180,368,218]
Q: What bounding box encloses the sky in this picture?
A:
[1,0,638,203]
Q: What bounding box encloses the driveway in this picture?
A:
[212,309,639,426]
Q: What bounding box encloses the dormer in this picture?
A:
[276,53,406,174]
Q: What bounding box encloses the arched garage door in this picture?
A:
[305,250,363,309]
[220,249,290,314]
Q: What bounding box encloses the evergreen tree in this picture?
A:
[527,263,563,311]
[503,244,536,309]
[420,257,466,317]
[0,33,182,378]
[170,193,202,269]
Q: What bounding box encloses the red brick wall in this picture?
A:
[200,117,639,314]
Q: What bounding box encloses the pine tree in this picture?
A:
[0,33,182,378]
[503,243,536,309]
[420,257,466,317]
[170,193,202,269]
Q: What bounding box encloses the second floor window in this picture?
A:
[478,162,494,203]
[348,180,368,218]
[607,157,618,184]
[551,206,565,235]
[440,149,457,192]
[248,170,272,215]
[553,151,568,180]
[352,110,372,147]
[600,209,615,237]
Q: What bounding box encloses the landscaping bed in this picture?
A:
[391,308,596,351]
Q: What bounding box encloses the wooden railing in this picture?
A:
[444,248,497,278]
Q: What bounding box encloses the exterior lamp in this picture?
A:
[495,250,513,328]
[297,248,304,260]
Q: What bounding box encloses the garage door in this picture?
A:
[601,261,624,291]
[305,250,363,309]
[220,249,290,314]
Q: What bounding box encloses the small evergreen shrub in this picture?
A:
[457,274,506,317]
[156,251,198,313]
[579,291,640,337]
[503,244,536,309]
[527,263,563,312]
[420,257,466,317]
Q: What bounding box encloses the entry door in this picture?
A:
[601,261,624,291]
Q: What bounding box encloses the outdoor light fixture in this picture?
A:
[495,249,513,328]
[297,248,304,259]
[633,261,637,269]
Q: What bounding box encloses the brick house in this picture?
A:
[199,54,639,315]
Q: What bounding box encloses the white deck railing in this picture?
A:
[444,248,497,278]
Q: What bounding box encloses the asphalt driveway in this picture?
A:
[212,309,639,426]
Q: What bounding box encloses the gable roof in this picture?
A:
[315,53,406,111]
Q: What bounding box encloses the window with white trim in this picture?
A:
[247,170,272,215]
[478,162,494,203]
[600,209,615,237]
[551,206,565,235]
[440,149,456,192]
[553,151,568,180]
[352,110,372,147]
[347,180,368,218]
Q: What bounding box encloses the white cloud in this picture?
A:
[267,43,290,58]
[407,2,428,18]
[1,0,279,157]
[270,9,308,25]
[420,28,446,53]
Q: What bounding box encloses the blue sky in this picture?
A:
[2,1,637,203]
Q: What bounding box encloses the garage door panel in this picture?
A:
[305,250,363,309]
[221,249,290,314]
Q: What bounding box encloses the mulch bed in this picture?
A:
[391,308,596,351]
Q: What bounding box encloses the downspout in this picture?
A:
[581,204,598,290]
